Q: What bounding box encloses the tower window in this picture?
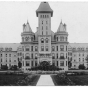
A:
[42,21,43,24]
[46,21,48,24]
[60,45,64,51]
[46,31,48,35]
[46,46,48,51]
[45,38,48,43]
[41,46,44,51]
[42,26,43,30]
[52,46,55,51]
[35,46,38,51]
[60,36,64,41]
[41,38,44,43]
[46,26,47,30]
[43,15,44,18]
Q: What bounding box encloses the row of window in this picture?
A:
[0,58,16,62]
[57,36,67,42]
[52,53,67,59]
[74,53,85,57]
[0,48,12,51]
[40,15,49,18]
[22,37,33,42]
[41,38,49,43]
[41,46,49,51]
[74,58,85,62]
[41,21,48,24]
[52,45,67,51]
[73,47,88,51]
[0,54,16,57]
[19,45,67,52]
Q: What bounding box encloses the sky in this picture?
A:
[0,1,88,43]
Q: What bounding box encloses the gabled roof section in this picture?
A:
[57,21,66,32]
[23,21,33,33]
[36,2,53,17]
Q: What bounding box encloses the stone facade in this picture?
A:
[0,2,88,71]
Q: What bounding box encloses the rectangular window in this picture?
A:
[41,46,44,51]
[60,61,64,66]
[66,46,67,51]
[31,46,33,51]
[31,61,33,66]
[57,53,58,59]
[9,54,11,57]
[66,61,67,66]
[60,45,64,51]
[6,54,7,57]
[57,46,58,51]
[52,46,55,51]
[35,46,38,51]
[60,53,64,59]
[26,61,30,66]
[31,54,33,59]
[60,36,64,41]
[35,61,37,66]
[57,61,58,66]
[26,48,29,51]
[46,46,48,51]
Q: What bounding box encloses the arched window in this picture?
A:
[41,38,44,43]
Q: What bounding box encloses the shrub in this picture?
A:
[10,65,18,70]
[1,65,8,70]
[78,64,85,69]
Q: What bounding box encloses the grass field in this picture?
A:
[67,75,88,85]
[0,74,40,86]
[51,73,88,86]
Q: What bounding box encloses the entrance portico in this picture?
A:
[38,54,52,65]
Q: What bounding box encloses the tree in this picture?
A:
[18,61,22,68]
[78,64,85,69]
[85,55,88,69]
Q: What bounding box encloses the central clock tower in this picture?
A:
[36,2,53,64]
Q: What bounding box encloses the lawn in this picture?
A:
[51,73,88,86]
[67,75,88,85]
[0,74,40,86]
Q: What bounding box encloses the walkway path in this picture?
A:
[36,75,54,86]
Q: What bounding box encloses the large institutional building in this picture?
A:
[0,2,88,71]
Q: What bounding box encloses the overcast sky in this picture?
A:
[0,1,88,43]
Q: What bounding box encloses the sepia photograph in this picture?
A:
[0,0,88,86]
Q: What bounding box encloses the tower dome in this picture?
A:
[36,2,53,17]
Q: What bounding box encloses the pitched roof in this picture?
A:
[0,43,20,51]
[69,43,88,48]
[36,2,53,17]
